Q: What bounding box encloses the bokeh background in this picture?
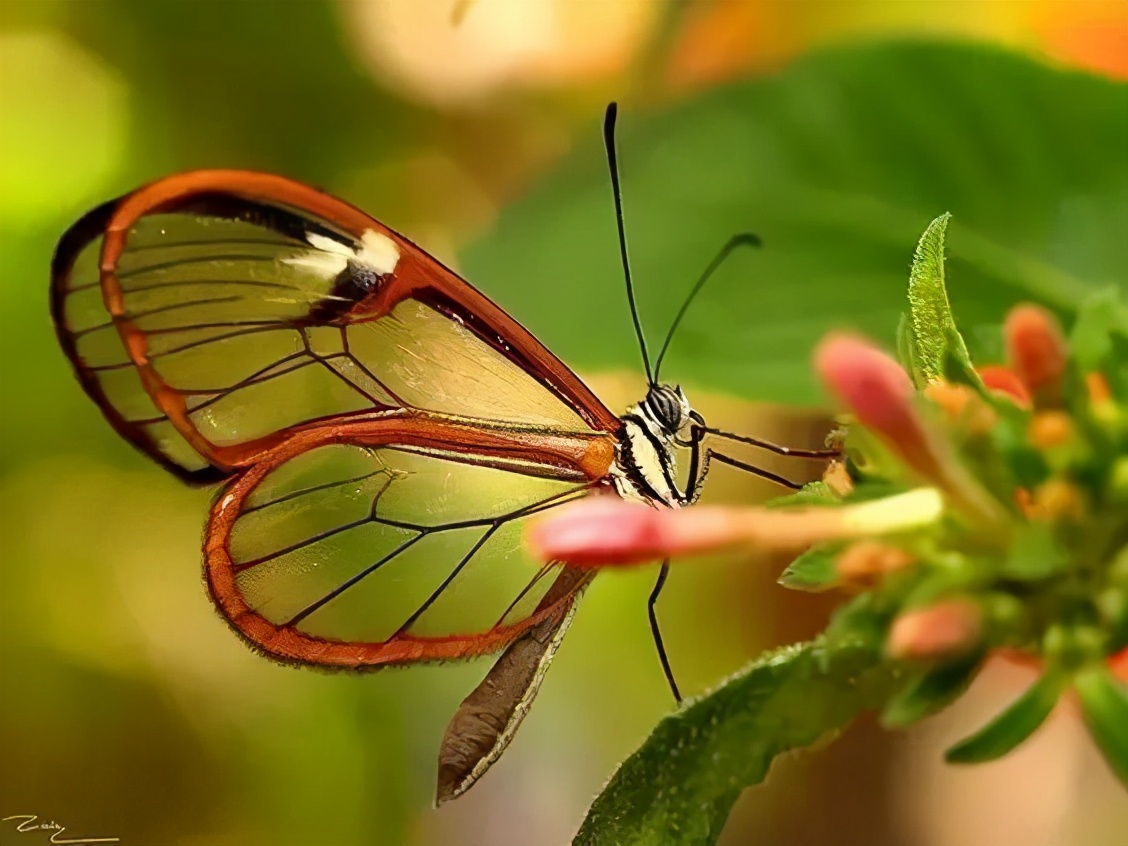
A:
[2,2,1126,845]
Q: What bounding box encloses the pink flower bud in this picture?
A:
[887,599,983,661]
[814,334,1006,528]
[526,499,671,567]
[814,334,946,482]
[526,498,818,567]
[528,490,944,568]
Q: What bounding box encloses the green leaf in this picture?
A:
[999,523,1069,581]
[897,312,927,388]
[901,563,985,609]
[1096,585,1128,648]
[945,671,1066,763]
[574,640,896,846]
[841,478,913,503]
[824,593,891,652]
[881,655,983,728]
[766,480,840,508]
[778,544,840,592]
[907,212,979,384]
[466,41,1128,404]
[1073,663,1128,787]
[1070,286,1128,371]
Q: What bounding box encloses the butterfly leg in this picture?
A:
[680,425,710,505]
[708,450,805,490]
[648,560,682,704]
[702,426,842,458]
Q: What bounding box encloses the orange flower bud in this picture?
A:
[1015,487,1038,519]
[836,540,914,586]
[978,365,1032,407]
[924,379,969,416]
[1111,648,1128,685]
[1004,304,1067,404]
[1027,411,1074,450]
[1085,372,1118,426]
[924,380,997,434]
[887,599,983,661]
[1085,372,1112,404]
[1031,478,1085,523]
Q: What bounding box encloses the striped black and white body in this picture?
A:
[611,383,708,509]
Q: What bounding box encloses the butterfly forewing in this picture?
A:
[52,171,619,484]
[340,299,590,428]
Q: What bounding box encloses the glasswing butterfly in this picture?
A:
[50,104,836,803]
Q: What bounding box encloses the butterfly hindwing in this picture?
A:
[203,411,614,667]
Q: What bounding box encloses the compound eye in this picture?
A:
[655,390,679,427]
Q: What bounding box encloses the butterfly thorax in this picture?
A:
[611,384,703,508]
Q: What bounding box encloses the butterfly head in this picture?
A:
[643,383,704,446]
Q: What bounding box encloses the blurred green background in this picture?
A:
[2,2,1126,845]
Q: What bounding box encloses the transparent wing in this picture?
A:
[205,418,611,667]
[51,171,619,483]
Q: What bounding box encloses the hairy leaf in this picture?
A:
[574,640,896,846]
[880,655,983,728]
[908,213,972,383]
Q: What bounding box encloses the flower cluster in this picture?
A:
[529,220,1127,780]
[813,308,1126,672]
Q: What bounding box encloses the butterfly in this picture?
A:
[51,104,836,803]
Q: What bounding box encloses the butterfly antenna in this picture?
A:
[653,232,762,381]
[603,102,653,384]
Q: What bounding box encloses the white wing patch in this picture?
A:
[282,228,401,280]
[306,231,355,257]
[357,229,400,276]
